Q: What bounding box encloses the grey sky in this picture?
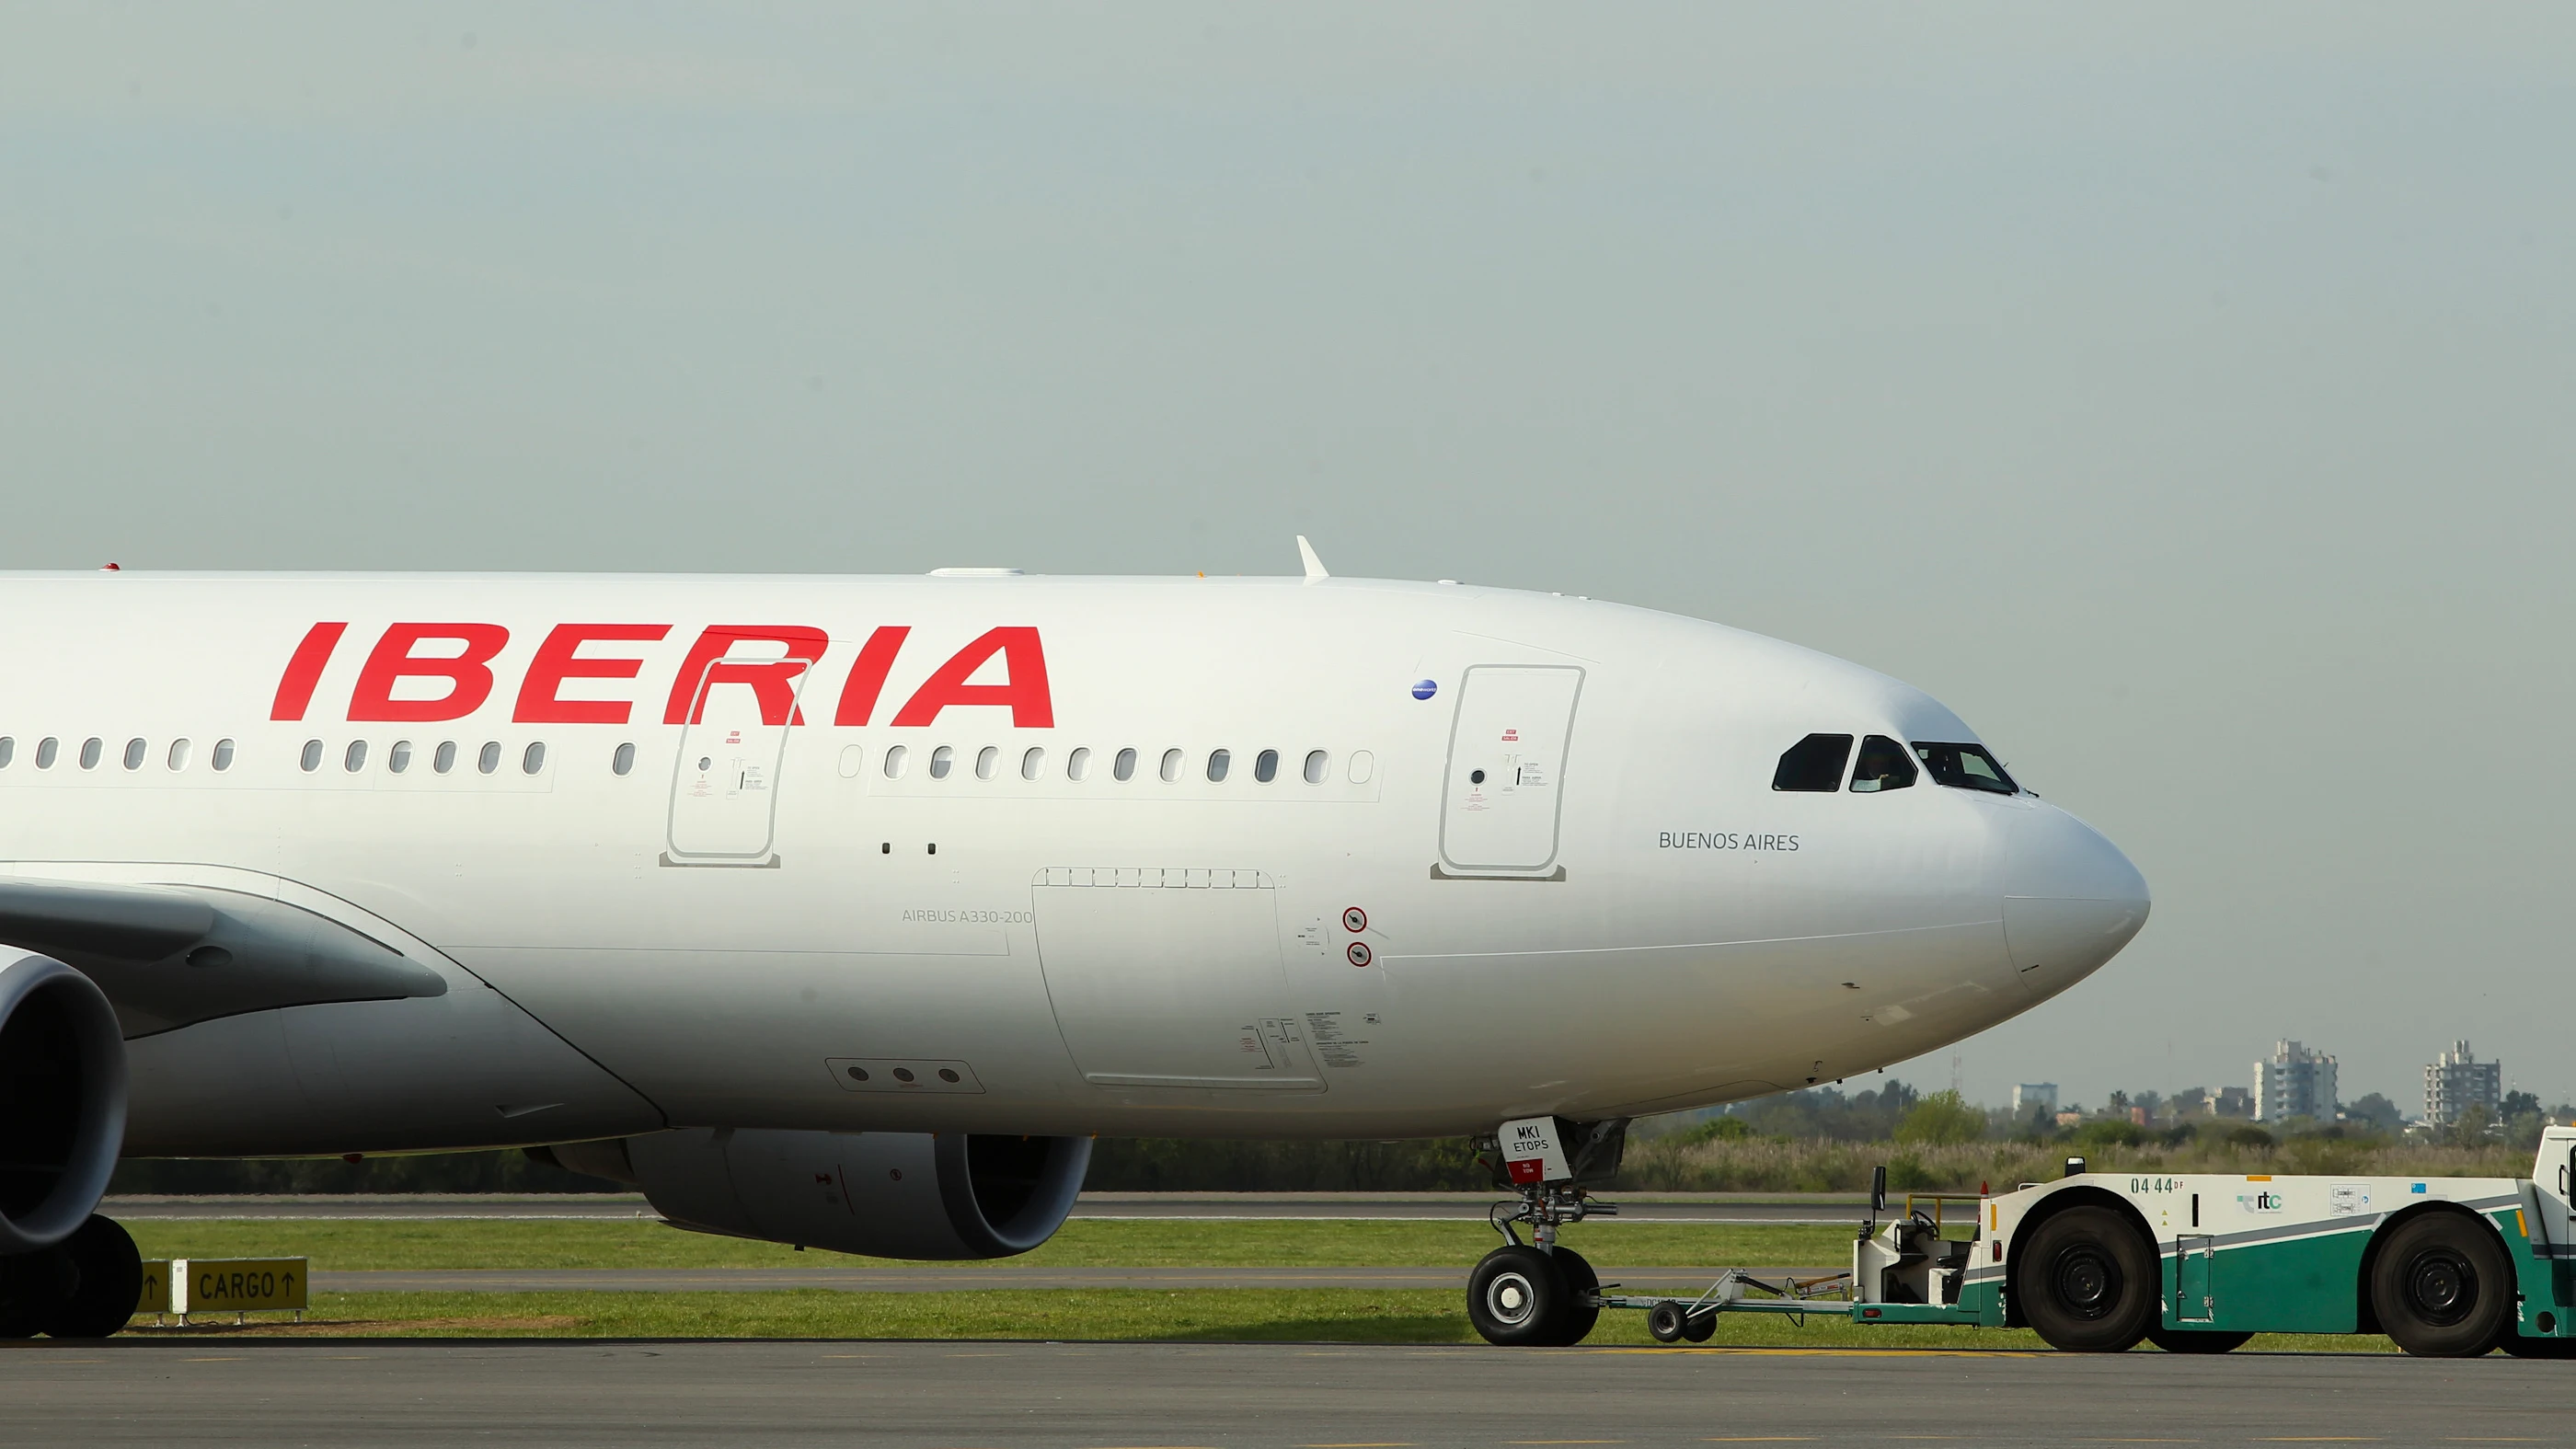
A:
[4,4,2570,1113]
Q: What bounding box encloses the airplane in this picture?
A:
[0,541,2147,1342]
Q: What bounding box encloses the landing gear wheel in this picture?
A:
[0,1247,75,1340]
[2145,1325,2253,1354]
[1548,1247,1601,1345]
[1648,1300,1689,1343]
[2018,1206,2156,1352]
[44,1216,141,1340]
[1680,1305,1718,1342]
[1468,1246,1568,1347]
[2373,1213,2511,1357]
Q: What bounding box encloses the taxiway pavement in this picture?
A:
[309,1265,1831,1293]
[3,1338,2559,1448]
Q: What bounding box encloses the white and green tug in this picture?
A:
[1580,1126,2576,1356]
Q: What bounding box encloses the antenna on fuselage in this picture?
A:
[1295,535,1329,581]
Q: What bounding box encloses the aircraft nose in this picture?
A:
[2001,802,2150,1000]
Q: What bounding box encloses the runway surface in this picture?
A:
[5,1338,2564,1448]
[311,1265,1826,1293]
[103,1191,1864,1225]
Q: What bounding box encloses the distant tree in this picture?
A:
[2501,1089,2541,1121]
[2344,1093,2405,1134]
[1893,1088,1986,1145]
[2106,1090,2130,1118]
[2500,1091,2547,1152]
[2223,1124,2275,1150]
[2444,1101,2497,1147]
[2073,1119,2145,1148]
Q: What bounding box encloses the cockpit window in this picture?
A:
[1849,735,1917,793]
[1915,742,2018,795]
[1771,733,1854,792]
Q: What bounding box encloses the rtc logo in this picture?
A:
[271,622,1053,730]
[2235,1189,2286,1214]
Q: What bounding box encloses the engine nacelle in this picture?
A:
[0,953,128,1253]
[553,1129,1091,1260]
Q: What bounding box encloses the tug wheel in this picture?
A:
[1549,1247,1602,1346]
[2145,1325,2252,1354]
[2372,1213,2510,1357]
[1468,1246,1568,1347]
[2018,1205,2156,1352]
[1648,1300,1689,1343]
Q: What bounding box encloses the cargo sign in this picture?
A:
[170,1258,308,1316]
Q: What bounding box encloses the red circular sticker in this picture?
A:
[1342,906,1367,932]
[1346,941,1374,968]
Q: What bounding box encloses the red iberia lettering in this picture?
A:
[350,623,512,722]
[891,627,1052,728]
[514,624,672,724]
[663,626,830,726]
[270,622,348,721]
[832,627,912,727]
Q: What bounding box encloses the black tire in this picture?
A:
[0,1247,76,1340]
[2017,1205,2156,1352]
[44,1216,142,1340]
[1468,1246,1568,1347]
[2372,1213,2512,1358]
[1647,1300,1688,1343]
[2145,1324,2254,1354]
[2500,1334,2576,1359]
[1549,1247,1601,1346]
[1680,1305,1718,1342]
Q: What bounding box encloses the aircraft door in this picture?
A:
[1437,665,1583,878]
[666,654,813,866]
[1030,868,1322,1091]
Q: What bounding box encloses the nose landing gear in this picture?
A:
[1466,1116,1626,1347]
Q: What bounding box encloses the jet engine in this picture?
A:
[540,1128,1092,1259]
[0,953,129,1254]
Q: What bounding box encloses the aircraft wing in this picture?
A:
[0,876,447,1038]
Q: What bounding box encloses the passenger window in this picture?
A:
[523,742,546,776]
[80,737,103,770]
[1254,749,1279,783]
[1304,750,1328,785]
[123,738,146,771]
[929,745,954,779]
[1159,748,1182,783]
[36,737,59,769]
[1914,742,2018,795]
[477,742,501,775]
[0,737,14,768]
[883,744,910,778]
[1772,733,1854,792]
[211,739,235,772]
[613,742,636,776]
[300,740,324,772]
[390,741,413,774]
[1348,750,1374,784]
[1113,747,1137,781]
[433,742,457,774]
[1021,747,1044,781]
[345,741,368,773]
[975,745,999,780]
[1067,747,1092,781]
[1206,749,1231,782]
[167,739,191,771]
[1850,735,1918,793]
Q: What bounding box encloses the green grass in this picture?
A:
[125,1218,1855,1272]
[118,1287,2399,1352]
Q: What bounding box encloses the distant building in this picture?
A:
[2214,1087,2254,1120]
[2012,1083,2059,1117]
[2424,1041,2501,1127]
[2053,1110,2083,1128]
[2254,1041,2337,1123]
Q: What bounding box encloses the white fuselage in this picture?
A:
[0,571,2147,1156]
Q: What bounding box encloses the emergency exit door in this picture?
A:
[666,657,811,865]
[1438,665,1583,878]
